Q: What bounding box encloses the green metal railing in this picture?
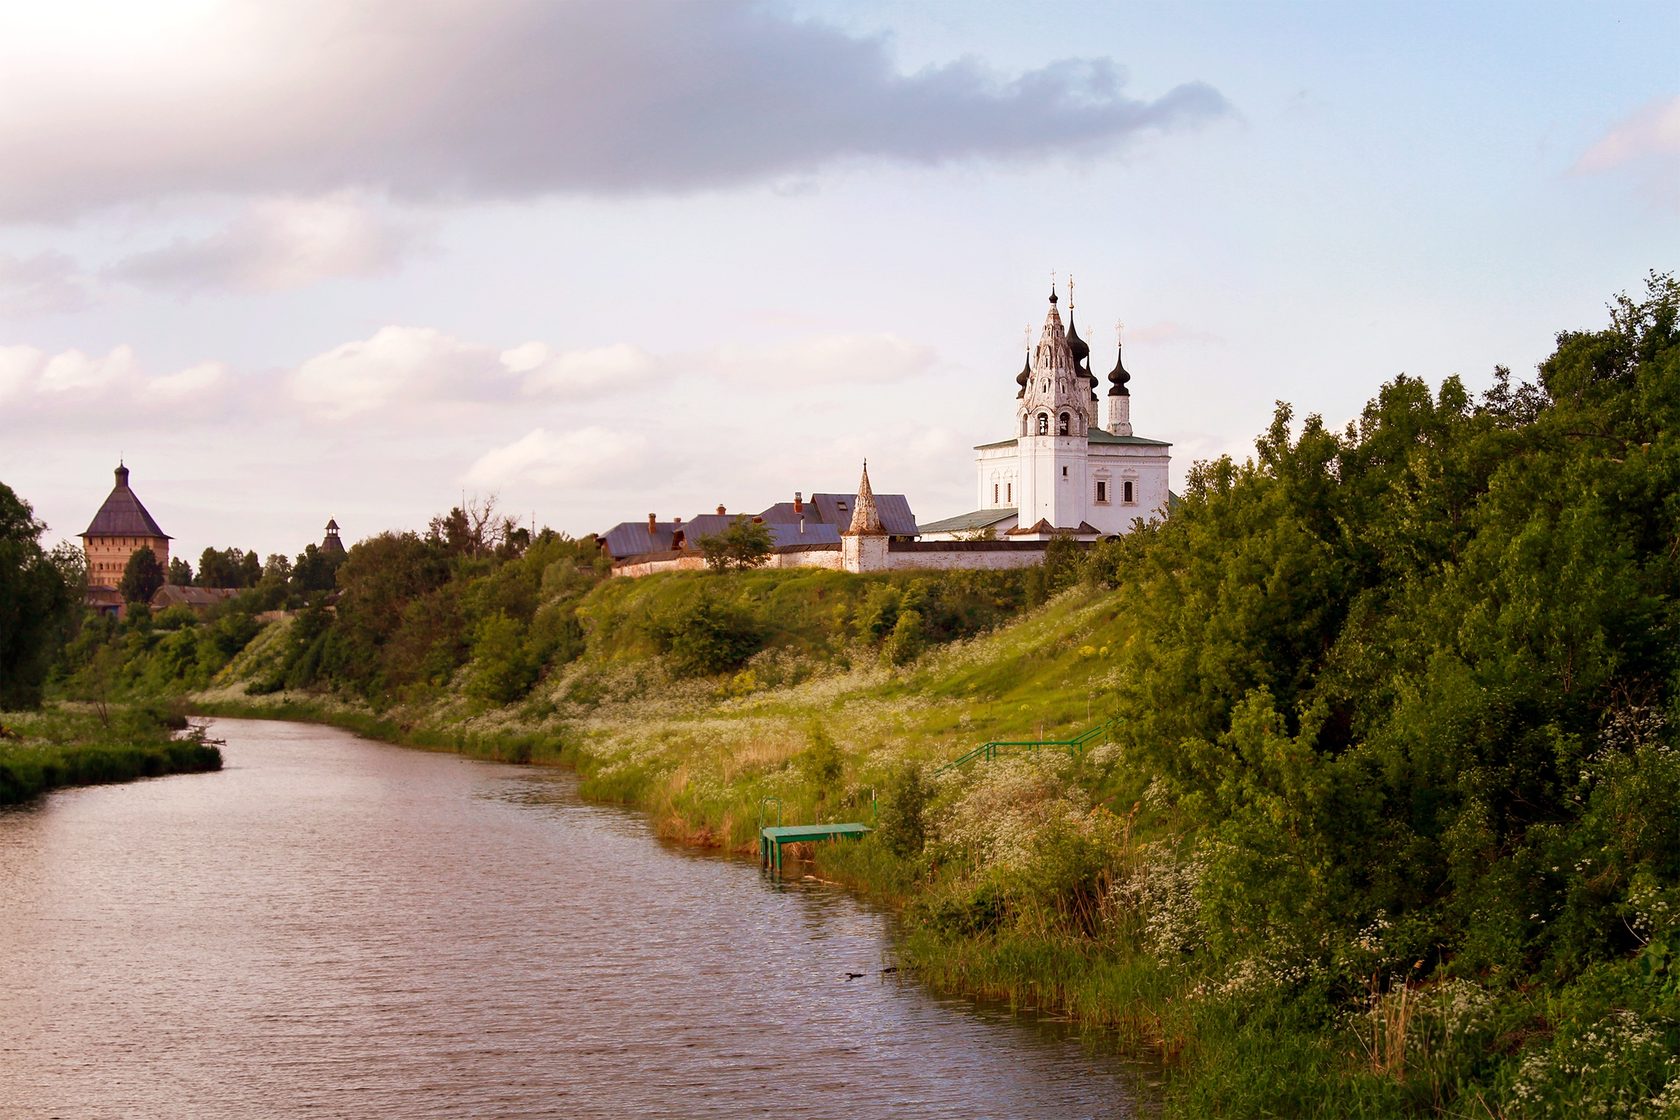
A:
[934,716,1117,774]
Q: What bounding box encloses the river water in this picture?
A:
[0,718,1153,1118]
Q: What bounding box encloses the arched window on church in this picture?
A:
[1037,413,1049,435]
[1058,412,1070,436]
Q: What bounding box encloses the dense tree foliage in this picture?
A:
[0,483,77,709]
[1074,274,1680,1111]
[195,546,262,589]
[118,547,166,605]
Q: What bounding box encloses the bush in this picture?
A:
[650,596,762,678]
[878,762,930,858]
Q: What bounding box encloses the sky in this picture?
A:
[1,0,1676,564]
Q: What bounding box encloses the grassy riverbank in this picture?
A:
[0,704,223,805]
[54,284,1680,1117]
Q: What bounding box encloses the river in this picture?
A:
[0,718,1154,1118]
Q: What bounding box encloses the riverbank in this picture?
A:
[185,593,1203,1084]
[0,704,223,805]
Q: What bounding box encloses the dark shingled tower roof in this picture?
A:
[82,464,170,540]
[1107,342,1132,397]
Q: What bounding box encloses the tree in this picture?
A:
[428,494,518,560]
[195,546,261,589]
[119,547,166,605]
[166,557,193,585]
[700,515,774,573]
[291,542,344,594]
[0,481,74,708]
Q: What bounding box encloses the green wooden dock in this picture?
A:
[759,822,872,873]
[757,798,871,874]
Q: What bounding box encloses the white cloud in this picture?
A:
[112,193,423,292]
[0,3,1229,221]
[289,325,506,420]
[510,342,658,397]
[38,344,139,393]
[0,342,232,417]
[1573,96,1680,174]
[462,426,648,488]
[150,360,227,400]
[0,344,45,402]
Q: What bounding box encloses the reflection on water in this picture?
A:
[0,718,1152,1118]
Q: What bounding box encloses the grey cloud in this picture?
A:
[0,2,1231,221]
[108,196,425,293]
[0,251,90,315]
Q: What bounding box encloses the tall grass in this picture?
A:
[0,704,222,804]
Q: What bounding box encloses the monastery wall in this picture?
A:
[883,541,1049,571]
[612,540,1050,577]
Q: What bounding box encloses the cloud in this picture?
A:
[110,194,423,292]
[1571,96,1680,211]
[0,250,89,315]
[289,325,508,420]
[0,2,1231,221]
[462,426,649,489]
[509,342,659,398]
[706,333,934,384]
[38,344,140,393]
[0,342,228,415]
[1573,96,1680,174]
[150,360,228,400]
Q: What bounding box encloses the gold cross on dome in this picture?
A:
[1115,319,1125,345]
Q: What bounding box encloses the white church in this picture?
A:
[919,283,1172,540]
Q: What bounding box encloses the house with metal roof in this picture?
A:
[920,282,1173,541]
[600,484,917,563]
[81,463,171,589]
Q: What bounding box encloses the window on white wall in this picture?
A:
[1096,480,1109,504]
[1123,480,1135,503]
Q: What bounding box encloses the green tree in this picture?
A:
[0,482,74,708]
[700,516,774,573]
[166,556,193,585]
[195,546,262,589]
[118,547,166,606]
[291,542,343,594]
[651,596,762,677]
[466,611,536,704]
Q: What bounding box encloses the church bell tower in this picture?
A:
[1014,284,1090,531]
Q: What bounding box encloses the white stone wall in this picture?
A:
[884,548,1045,571]
[612,544,1050,577]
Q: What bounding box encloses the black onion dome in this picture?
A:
[1047,286,1058,305]
[1107,344,1132,397]
[1065,310,1090,364]
[1015,352,1030,398]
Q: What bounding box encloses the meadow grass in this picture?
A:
[0,703,222,804]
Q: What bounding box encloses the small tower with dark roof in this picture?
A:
[321,518,346,556]
[1107,329,1134,436]
[81,462,171,589]
[841,460,889,573]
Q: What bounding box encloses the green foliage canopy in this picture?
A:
[0,482,75,708]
